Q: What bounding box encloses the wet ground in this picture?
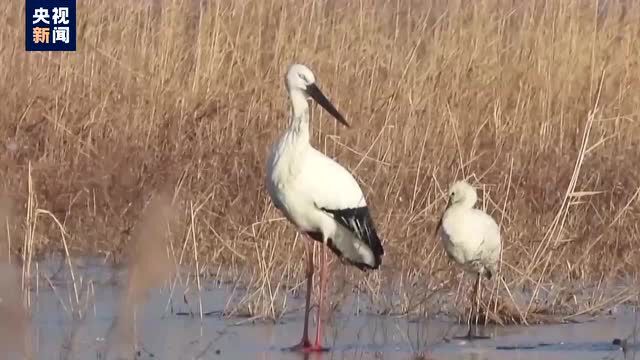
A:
[16,258,640,359]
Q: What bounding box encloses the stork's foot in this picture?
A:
[284,339,311,352]
[310,340,330,352]
[283,339,329,353]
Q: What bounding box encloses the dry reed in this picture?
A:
[1,0,639,323]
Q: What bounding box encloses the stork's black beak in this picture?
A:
[306,83,350,127]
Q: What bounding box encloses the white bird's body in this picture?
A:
[435,180,501,339]
[266,64,384,351]
[437,181,501,278]
[440,208,501,278]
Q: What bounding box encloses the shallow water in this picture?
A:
[14,258,640,359]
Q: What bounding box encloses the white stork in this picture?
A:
[435,180,502,339]
[266,64,385,352]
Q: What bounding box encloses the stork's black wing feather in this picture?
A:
[320,206,384,262]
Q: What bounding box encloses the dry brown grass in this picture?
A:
[1,0,640,323]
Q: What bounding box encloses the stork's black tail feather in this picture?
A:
[321,206,384,269]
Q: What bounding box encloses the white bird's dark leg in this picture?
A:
[476,273,482,329]
[313,242,329,350]
[467,273,481,338]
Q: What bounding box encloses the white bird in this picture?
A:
[435,180,501,339]
[266,64,384,352]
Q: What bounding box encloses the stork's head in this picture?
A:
[447,180,478,209]
[285,64,350,127]
[286,64,316,92]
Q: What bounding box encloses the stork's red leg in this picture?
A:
[285,241,313,351]
[312,243,329,351]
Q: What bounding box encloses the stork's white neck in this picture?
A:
[287,88,310,141]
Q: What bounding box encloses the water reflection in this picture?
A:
[3,258,637,360]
